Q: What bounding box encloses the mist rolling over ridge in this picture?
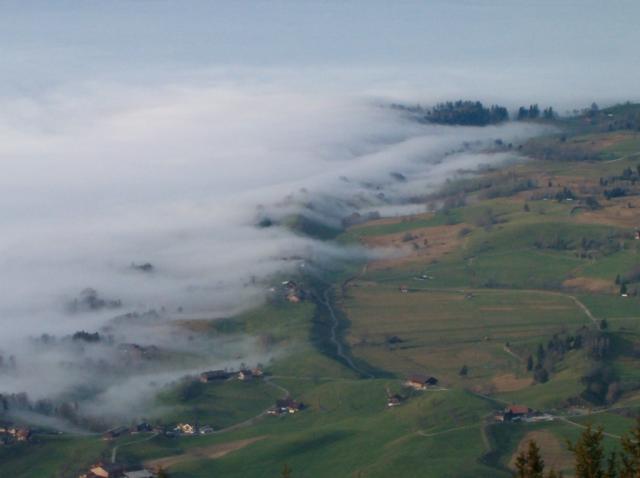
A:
[0,81,544,425]
[1,0,640,453]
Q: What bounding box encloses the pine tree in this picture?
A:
[620,417,640,477]
[568,425,606,478]
[516,440,545,478]
[527,355,534,371]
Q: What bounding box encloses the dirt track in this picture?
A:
[144,436,267,470]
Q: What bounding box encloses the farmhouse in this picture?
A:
[175,423,196,435]
[496,405,532,422]
[200,370,231,383]
[102,426,128,441]
[268,398,304,415]
[238,367,264,381]
[387,394,404,407]
[81,462,124,478]
[404,374,438,390]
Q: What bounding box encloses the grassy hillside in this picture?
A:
[3,107,640,478]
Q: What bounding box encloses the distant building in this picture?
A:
[399,285,409,293]
[238,368,264,381]
[83,462,124,478]
[387,394,404,407]
[123,470,156,478]
[130,422,153,434]
[102,426,128,441]
[268,398,304,415]
[404,375,438,390]
[175,423,195,435]
[496,405,532,422]
[200,370,231,383]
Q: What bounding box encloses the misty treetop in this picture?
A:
[391,100,509,126]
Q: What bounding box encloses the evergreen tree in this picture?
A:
[459,364,468,376]
[620,417,640,477]
[605,452,619,478]
[527,355,534,371]
[529,104,541,119]
[621,283,628,295]
[518,106,529,120]
[568,425,606,478]
[515,440,545,478]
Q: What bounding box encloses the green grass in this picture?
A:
[0,435,107,478]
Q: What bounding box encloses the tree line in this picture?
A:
[516,419,640,478]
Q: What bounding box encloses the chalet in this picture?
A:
[269,398,304,415]
[497,405,532,422]
[238,367,264,381]
[399,285,409,293]
[404,374,438,390]
[635,230,640,240]
[200,370,231,383]
[102,426,128,441]
[83,462,124,478]
[130,422,153,434]
[14,427,31,442]
[175,423,196,435]
[387,394,404,407]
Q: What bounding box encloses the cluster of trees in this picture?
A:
[392,100,510,126]
[516,104,557,121]
[533,232,621,259]
[516,420,640,477]
[425,101,509,126]
[67,288,122,313]
[555,187,576,202]
[72,330,101,343]
[525,326,616,403]
[616,267,640,296]
[604,187,628,200]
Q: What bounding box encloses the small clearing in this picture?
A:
[361,223,469,270]
[491,373,532,392]
[509,430,573,473]
[563,277,616,294]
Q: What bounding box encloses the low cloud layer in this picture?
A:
[0,78,544,425]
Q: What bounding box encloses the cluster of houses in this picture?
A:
[0,422,31,445]
[199,366,263,384]
[79,462,156,478]
[173,423,214,436]
[494,405,554,423]
[267,397,305,416]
